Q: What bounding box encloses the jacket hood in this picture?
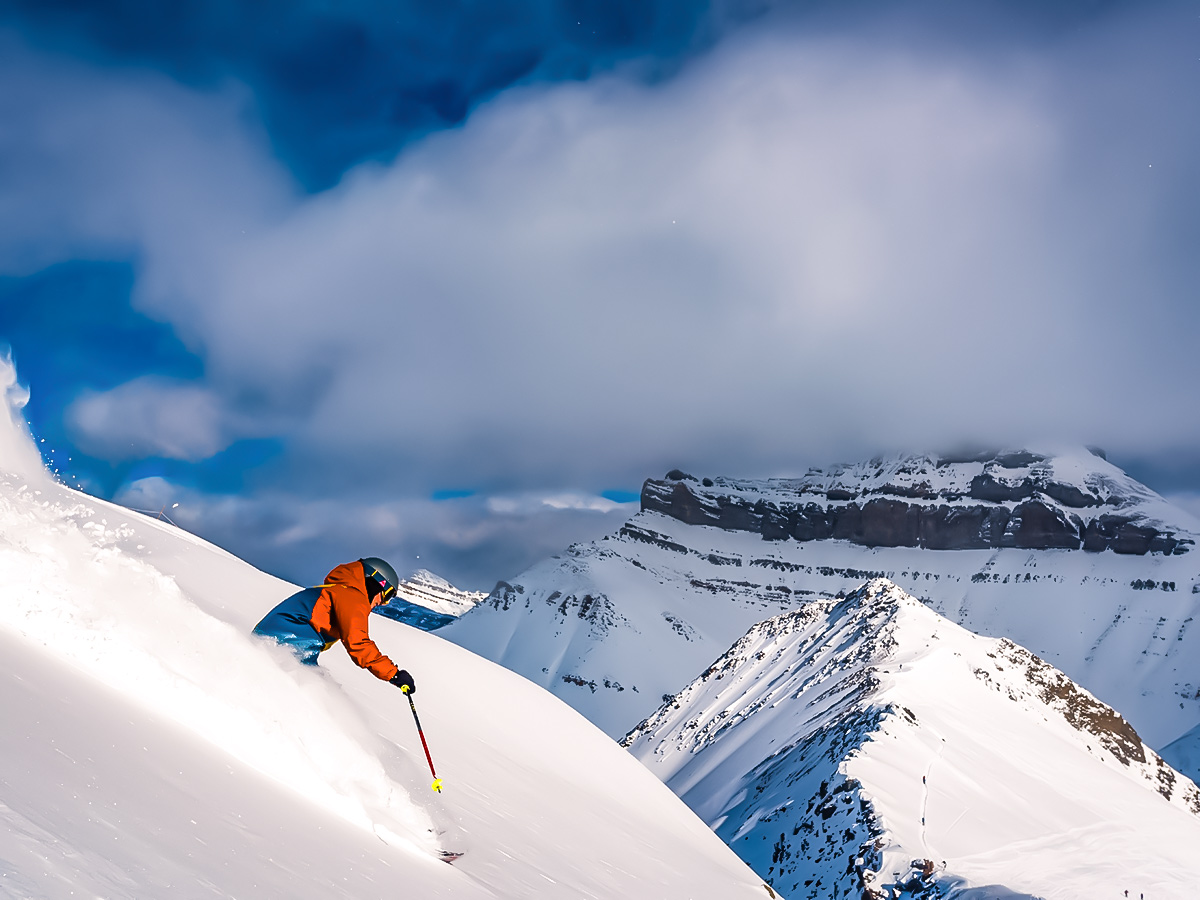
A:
[323,561,367,593]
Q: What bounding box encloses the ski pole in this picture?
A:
[402,686,443,793]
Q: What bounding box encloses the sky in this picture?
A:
[0,0,1198,590]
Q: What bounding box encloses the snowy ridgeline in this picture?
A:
[373,570,486,631]
[622,579,1200,900]
[0,357,770,900]
[444,454,1200,754]
[641,450,1197,555]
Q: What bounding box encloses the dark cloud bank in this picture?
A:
[1,1,1198,588]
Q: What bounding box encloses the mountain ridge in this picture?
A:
[622,579,1200,899]
[443,447,1200,748]
[642,448,1195,556]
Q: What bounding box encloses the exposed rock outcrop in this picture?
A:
[642,452,1193,556]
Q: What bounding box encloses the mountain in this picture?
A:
[375,569,487,630]
[443,449,1200,749]
[623,579,1200,900]
[0,359,771,900]
[642,449,1193,556]
[397,568,487,616]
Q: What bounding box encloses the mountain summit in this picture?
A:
[623,579,1200,899]
[444,448,1200,748]
[643,448,1194,555]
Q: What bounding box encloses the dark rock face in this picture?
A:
[1005,500,1081,550]
[791,504,836,542]
[970,472,1103,508]
[860,499,920,548]
[970,473,1035,504]
[758,502,791,541]
[651,481,718,527]
[919,506,1009,550]
[1081,515,1179,555]
[1042,480,1103,509]
[641,476,1192,556]
[996,450,1048,469]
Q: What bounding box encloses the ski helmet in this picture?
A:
[360,557,400,602]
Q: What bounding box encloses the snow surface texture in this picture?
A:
[0,357,771,899]
[444,455,1200,750]
[623,579,1200,900]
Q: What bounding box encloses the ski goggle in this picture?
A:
[367,567,397,602]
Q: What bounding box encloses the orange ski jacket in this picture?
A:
[308,561,399,681]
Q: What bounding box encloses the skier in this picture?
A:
[252,557,416,693]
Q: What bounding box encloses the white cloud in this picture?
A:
[1164,493,1200,531]
[486,492,637,515]
[5,9,1200,586]
[113,477,635,589]
[104,20,1198,483]
[540,493,636,513]
[66,377,232,461]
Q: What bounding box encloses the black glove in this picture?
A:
[390,669,416,694]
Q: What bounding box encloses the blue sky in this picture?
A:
[1,0,1198,589]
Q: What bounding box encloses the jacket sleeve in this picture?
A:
[332,588,400,681]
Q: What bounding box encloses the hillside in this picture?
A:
[0,358,772,899]
[624,579,1200,900]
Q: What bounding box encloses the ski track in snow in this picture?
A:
[919,737,946,854]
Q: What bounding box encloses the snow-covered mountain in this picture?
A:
[623,579,1200,900]
[443,451,1200,750]
[0,358,771,900]
[375,568,487,630]
[397,568,487,617]
[642,449,1194,556]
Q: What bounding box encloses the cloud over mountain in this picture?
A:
[3,2,1199,585]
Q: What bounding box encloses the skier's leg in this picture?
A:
[252,619,327,665]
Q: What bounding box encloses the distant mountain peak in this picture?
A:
[396,569,487,617]
[373,568,488,631]
[645,447,1194,556]
[624,578,1200,899]
[446,446,1200,755]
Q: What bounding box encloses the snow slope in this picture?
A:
[0,358,772,900]
[444,456,1200,748]
[624,579,1200,900]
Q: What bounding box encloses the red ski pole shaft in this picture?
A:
[404,688,442,792]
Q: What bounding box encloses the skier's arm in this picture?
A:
[333,592,400,681]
